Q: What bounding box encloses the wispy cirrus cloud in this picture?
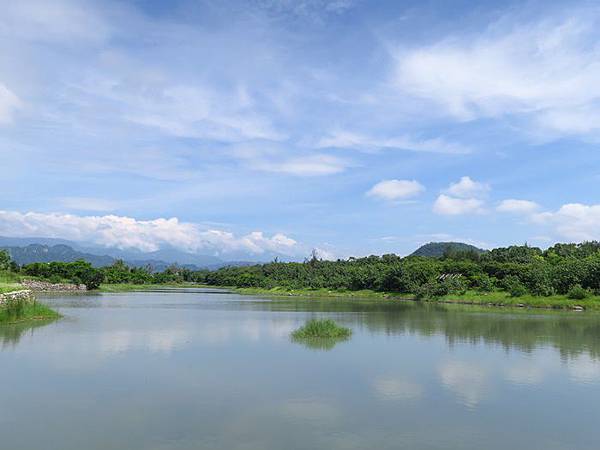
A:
[316,130,470,154]
[392,8,600,139]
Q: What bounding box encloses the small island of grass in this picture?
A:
[0,296,61,325]
[291,318,352,339]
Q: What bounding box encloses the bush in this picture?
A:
[567,284,590,300]
[415,281,448,300]
[472,274,496,292]
[442,276,468,295]
[503,275,528,297]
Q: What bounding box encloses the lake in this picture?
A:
[1,288,600,450]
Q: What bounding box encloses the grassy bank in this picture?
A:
[0,300,62,325]
[233,286,600,311]
[0,271,23,294]
[98,282,205,292]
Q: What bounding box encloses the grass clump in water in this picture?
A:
[291,318,352,339]
[0,298,61,324]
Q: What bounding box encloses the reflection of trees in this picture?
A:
[0,319,57,348]
[244,298,600,360]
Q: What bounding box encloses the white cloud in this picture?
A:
[317,130,469,154]
[445,176,489,198]
[0,210,299,256]
[433,176,488,215]
[433,194,484,216]
[497,199,540,214]
[532,203,600,241]
[367,179,424,201]
[392,10,600,138]
[0,84,22,124]
[253,154,349,176]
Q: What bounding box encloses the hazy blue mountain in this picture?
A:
[0,236,263,270]
[2,244,115,267]
[411,242,485,258]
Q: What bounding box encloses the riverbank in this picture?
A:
[232,286,600,311]
[98,282,204,292]
[0,290,62,325]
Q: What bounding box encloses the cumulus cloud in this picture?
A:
[0,210,299,256]
[392,9,600,138]
[316,130,469,154]
[497,199,540,214]
[367,179,424,201]
[532,203,600,241]
[433,194,484,216]
[0,84,22,124]
[445,176,489,198]
[434,176,488,215]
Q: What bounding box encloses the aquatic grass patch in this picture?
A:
[291,319,352,351]
[0,299,61,324]
[291,319,352,339]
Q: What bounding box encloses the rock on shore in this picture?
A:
[20,280,87,292]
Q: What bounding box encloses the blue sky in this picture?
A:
[2,0,600,260]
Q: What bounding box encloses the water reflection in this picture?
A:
[1,290,600,450]
[290,335,350,351]
[0,319,58,348]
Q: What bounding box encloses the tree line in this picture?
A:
[3,242,600,299]
[201,242,600,300]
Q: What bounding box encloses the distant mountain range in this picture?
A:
[1,236,487,269]
[0,236,256,271]
[411,242,486,258]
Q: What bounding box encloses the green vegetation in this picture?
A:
[0,298,61,325]
[7,241,600,311]
[201,242,600,310]
[290,318,352,350]
[291,318,352,339]
[411,241,484,257]
[98,282,202,292]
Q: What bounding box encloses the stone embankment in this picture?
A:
[0,289,35,306]
[20,280,87,292]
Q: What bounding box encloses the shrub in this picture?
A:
[567,284,590,300]
[415,281,448,300]
[472,274,496,292]
[442,276,468,295]
[503,275,528,297]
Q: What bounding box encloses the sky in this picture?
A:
[2,0,600,260]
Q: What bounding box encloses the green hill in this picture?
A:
[411,242,485,258]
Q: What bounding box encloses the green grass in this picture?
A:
[291,318,352,339]
[0,300,61,325]
[98,282,205,292]
[0,271,23,294]
[233,286,600,311]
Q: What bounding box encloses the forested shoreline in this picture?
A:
[5,242,600,308]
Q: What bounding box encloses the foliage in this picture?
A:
[0,299,61,324]
[567,284,590,300]
[291,319,352,339]
[199,242,600,301]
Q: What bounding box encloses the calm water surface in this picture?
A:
[1,288,600,450]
